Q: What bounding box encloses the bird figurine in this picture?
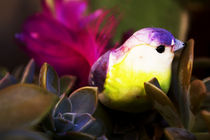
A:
[89,27,185,112]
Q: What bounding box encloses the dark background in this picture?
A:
[0,0,209,75]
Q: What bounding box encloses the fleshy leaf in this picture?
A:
[53,96,72,117]
[144,78,183,128]
[200,110,210,132]
[178,39,194,97]
[164,127,196,140]
[21,59,36,83]
[169,39,194,129]
[73,113,95,132]
[203,77,210,92]
[62,112,77,122]
[69,87,98,114]
[189,80,206,114]
[177,39,194,128]
[0,84,58,129]
[0,129,49,140]
[0,73,17,89]
[200,92,210,111]
[60,75,76,95]
[191,112,208,132]
[54,115,74,133]
[39,63,60,95]
[80,119,104,137]
[11,65,25,80]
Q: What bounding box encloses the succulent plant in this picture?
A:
[0,59,58,130]
[0,39,210,140]
[38,63,107,139]
[0,60,106,140]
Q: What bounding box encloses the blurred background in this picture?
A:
[0,0,210,78]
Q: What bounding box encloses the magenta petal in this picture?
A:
[16,0,119,87]
[54,0,87,30]
[15,14,91,86]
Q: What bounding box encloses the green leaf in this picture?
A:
[21,59,35,83]
[189,80,206,114]
[144,78,183,128]
[0,73,17,89]
[60,75,76,95]
[164,127,196,140]
[203,77,210,92]
[69,87,98,115]
[0,84,58,129]
[0,129,49,140]
[200,110,210,132]
[39,63,60,95]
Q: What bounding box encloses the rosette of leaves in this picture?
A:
[39,63,106,140]
[144,39,210,140]
[0,60,58,139]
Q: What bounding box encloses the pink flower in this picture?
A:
[15,0,118,86]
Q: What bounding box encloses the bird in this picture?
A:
[89,27,185,112]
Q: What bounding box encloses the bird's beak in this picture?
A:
[173,39,185,52]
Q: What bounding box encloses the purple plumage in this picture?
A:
[128,27,176,47]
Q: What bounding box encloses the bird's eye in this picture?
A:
[156,45,165,53]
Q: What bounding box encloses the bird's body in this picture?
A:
[89,27,184,112]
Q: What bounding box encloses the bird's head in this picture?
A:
[110,27,185,72]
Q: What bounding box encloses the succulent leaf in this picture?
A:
[20,59,36,83]
[79,119,104,137]
[11,65,25,80]
[189,80,206,114]
[164,127,196,140]
[200,110,210,132]
[60,75,76,95]
[0,84,58,129]
[144,78,183,128]
[0,129,49,140]
[178,39,194,98]
[69,87,98,114]
[39,63,60,95]
[63,112,78,122]
[54,115,74,133]
[191,112,208,132]
[200,92,210,111]
[0,73,17,89]
[73,113,95,132]
[177,39,194,129]
[53,96,72,117]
